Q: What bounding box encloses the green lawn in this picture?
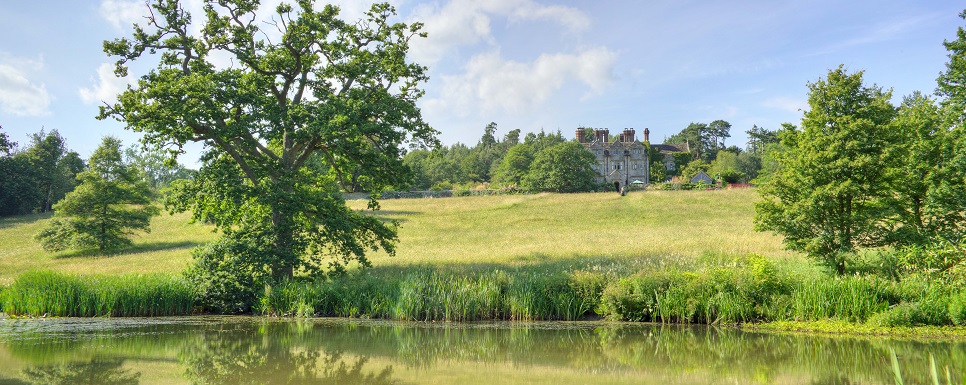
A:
[0,188,794,284]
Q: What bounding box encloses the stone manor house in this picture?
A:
[576,128,688,190]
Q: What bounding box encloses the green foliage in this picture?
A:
[100,1,436,287]
[949,291,966,326]
[708,150,747,183]
[0,128,84,216]
[679,159,710,182]
[2,270,193,317]
[35,137,158,252]
[649,160,667,183]
[521,141,598,193]
[492,143,533,187]
[667,120,731,162]
[124,144,193,189]
[756,66,896,274]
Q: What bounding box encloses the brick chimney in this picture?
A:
[643,128,650,142]
[575,129,585,143]
[623,128,635,142]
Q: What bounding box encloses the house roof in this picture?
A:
[690,170,713,184]
[652,143,688,153]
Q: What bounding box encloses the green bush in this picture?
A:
[186,235,269,314]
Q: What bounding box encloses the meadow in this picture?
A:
[3,189,966,330]
[0,188,788,284]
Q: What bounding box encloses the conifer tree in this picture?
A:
[36,137,158,252]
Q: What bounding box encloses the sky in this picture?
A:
[0,0,963,167]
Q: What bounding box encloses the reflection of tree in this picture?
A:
[21,359,139,385]
[180,324,398,385]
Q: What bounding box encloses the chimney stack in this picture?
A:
[644,128,650,142]
[575,129,585,143]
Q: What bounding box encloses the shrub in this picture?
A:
[186,236,267,314]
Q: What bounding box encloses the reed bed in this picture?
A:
[2,270,195,317]
[256,255,966,327]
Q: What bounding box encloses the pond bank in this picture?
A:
[3,255,966,335]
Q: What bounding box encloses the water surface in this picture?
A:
[0,316,962,384]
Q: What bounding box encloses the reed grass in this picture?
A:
[2,270,195,317]
[255,255,965,326]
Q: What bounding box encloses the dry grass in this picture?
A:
[0,189,793,285]
[350,188,793,267]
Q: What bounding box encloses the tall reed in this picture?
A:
[3,270,195,317]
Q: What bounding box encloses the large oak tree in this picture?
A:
[99,0,436,308]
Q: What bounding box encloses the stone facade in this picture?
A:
[577,128,649,191]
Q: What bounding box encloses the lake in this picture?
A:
[0,316,962,384]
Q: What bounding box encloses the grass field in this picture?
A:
[0,188,791,284]
[351,188,793,267]
[0,211,217,285]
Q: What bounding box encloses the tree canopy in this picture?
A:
[755,66,896,273]
[98,0,436,309]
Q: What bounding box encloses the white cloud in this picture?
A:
[79,63,134,105]
[410,0,590,64]
[100,0,148,30]
[426,47,617,116]
[762,96,807,113]
[0,54,51,117]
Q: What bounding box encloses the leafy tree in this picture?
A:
[708,150,745,183]
[746,125,779,154]
[755,66,896,274]
[679,159,710,182]
[521,141,596,193]
[124,144,193,189]
[36,137,158,252]
[931,9,966,246]
[0,128,84,216]
[492,143,533,186]
[708,119,732,151]
[99,0,436,294]
[23,130,83,213]
[885,93,951,245]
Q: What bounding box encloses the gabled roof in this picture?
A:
[690,170,713,184]
[652,143,688,153]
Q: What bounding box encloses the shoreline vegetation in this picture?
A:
[2,254,965,339]
[1,190,964,339]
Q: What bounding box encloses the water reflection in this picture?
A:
[21,359,140,385]
[0,317,962,385]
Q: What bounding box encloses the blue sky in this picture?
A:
[0,0,962,167]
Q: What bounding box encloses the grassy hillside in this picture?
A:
[0,211,217,285]
[349,188,792,267]
[0,188,792,284]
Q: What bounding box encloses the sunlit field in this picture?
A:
[0,188,793,284]
[349,188,793,267]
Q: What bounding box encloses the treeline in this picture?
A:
[0,126,192,217]
[396,119,787,191]
[661,120,784,184]
[398,123,598,193]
